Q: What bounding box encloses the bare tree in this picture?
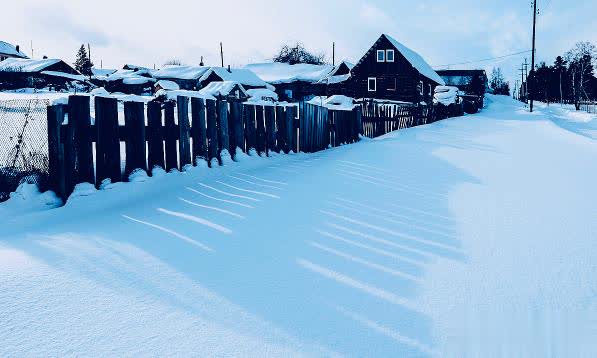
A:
[273,43,325,65]
[163,59,183,66]
[565,41,596,109]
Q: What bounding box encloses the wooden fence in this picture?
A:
[46,95,361,200]
[358,100,433,138]
[579,101,597,114]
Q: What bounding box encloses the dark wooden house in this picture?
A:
[0,58,83,90]
[349,34,445,104]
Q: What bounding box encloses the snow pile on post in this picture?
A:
[433,86,459,106]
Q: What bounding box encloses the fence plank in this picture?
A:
[275,106,286,153]
[217,99,229,159]
[230,101,244,153]
[67,95,94,189]
[243,104,256,153]
[124,101,147,178]
[164,101,178,172]
[147,100,164,171]
[95,96,120,186]
[255,105,265,155]
[190,97,207,165]
[206,99,218,164]
[47,104,66,200]
[264,105,276,155]
[177,96,191,169]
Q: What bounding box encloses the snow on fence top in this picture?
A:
[307,95,356,111]
[383,34,445,85]
[0,58,61,72]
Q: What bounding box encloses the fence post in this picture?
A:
[66,95,94,192]
[176,96,191,169]
[264,105,276,155]
[147,100,164,172]
[206,99,219,164]
[47,104,66,200]
[190,97,207,165]
[230,101,244,153]
[164,101,178,172]
[244,104,256,153]
[354,107,362,140]
[255,105,265,155]
[124,101,147,178]
[217,98,229,160]
[95,96,120,186]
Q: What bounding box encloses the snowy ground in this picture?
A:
[1,95,596,357]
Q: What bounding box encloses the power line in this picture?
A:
[433,50,533,68]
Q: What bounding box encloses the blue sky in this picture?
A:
[4,0,596,85]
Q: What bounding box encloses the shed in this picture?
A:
[152,65,210,90]
[154,79,180,92]
[0,58,81,90]
[198,67,271,91]
[198,81,248,101]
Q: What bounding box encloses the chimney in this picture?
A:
[227,64,231,73]
[16,45,20,53]
[43,55,48,59]
[199,56,204,66]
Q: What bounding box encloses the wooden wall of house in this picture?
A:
[350,35,437,104]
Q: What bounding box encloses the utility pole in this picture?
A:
[529,0,537,112]
[519,65,526,102]
[332,42,335,66]
[87,43,91,63]
[220,42,224,68]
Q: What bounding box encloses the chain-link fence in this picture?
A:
[0,98,50,202]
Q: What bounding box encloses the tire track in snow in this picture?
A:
[186,187,254,209]
[178,197,245,219]
[157,208,232,235]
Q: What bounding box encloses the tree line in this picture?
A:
[528,41,596,109]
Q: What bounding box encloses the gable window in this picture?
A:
[419,81,424,95]
[368,77,377,91]
[376,50,385,62]
[386,49,395,62]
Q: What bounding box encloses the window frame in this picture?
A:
[368,77,377,92]
[428,84,432,96]
[388,77,397,91]
[376,50,385,62]
[386,49,395,62]
[419,81,424,96]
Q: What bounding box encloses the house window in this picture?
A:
[284,89,293,99]
[388,77,397,91]
[386,50,395,62]
[419,81,424,95]
[377,50,385,62]
[368,77,377,92]
[428,84,432,96]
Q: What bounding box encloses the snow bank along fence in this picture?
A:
[45,95,361,201]
[0,98,50,201]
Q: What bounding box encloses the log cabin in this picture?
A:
[349,34,445,104]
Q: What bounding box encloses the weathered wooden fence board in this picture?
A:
[206,99,218,164]
[190,97,207,165]
[255,105,265,155]
[177,96,192,168]
[163,101,178,172]
[124,101,147,178]
[95,96,120,185]
[147,100,165,171]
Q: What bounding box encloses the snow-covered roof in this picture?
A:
[153,65,210,80]
[0,58,62,72]
[154,79,180,91]
[382,34,445,85]
[246,88,278,101]
[244,62,336,84]
[199,67,269,88]
[156,89,216,101]
[0,41,28,58]
[198,81,247,98]
[91,68,117,77]
[101,68,155,84]
[40,71,87,82]
[123,64,150,71]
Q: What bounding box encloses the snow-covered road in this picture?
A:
[1,95,596,357]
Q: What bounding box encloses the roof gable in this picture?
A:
[352,34,445,85]
[0,58,64,73]
[0,41,28,58]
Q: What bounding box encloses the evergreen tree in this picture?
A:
[489,67,510,95]
[74,45,93,76]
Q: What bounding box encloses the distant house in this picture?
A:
[152,65,210,90]
[0,41,28,61]
[198,67,272,91]
[244,62,352,102]
[92,65,156,95]
[198,81,248,101]
[349,34,444,104]
[0,58,82,90]
[435,69,487,97]
[154,79,180,92]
